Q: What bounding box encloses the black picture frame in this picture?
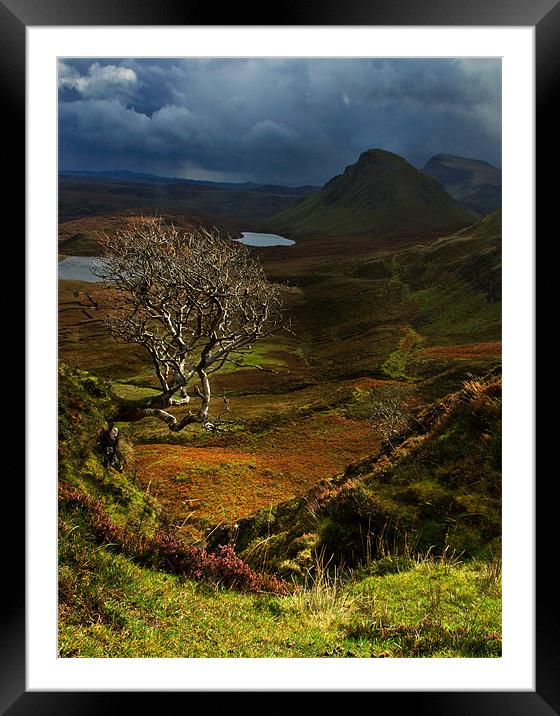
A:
[11,0,552,711]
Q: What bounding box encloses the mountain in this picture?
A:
[271,148,479,235]
[422,154,501,216]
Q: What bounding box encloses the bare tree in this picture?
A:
[92,217,285,431]
[367,385,413,448]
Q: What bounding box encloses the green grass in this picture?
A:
[411,282,501,345]
[229,372,501,574]
[215,340,288,374]
[111,383,161,401]
[58,365,501,658]
[59,544,344,658]
[58,208,503,659]
[347,558,501,657]
[58,363,163,534]
[59,514,501,658]
[380,327,424,380]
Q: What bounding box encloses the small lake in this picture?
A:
[58,232,294,282]
[237,232,295,247]
[58,256,106,283]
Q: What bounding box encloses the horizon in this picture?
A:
[58,146,502,190]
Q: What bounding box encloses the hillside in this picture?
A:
[57,190,502,660]
[278,210,501,391]
[422,154,501,216]
[58,174,317,237]
[271,149,479,235]
[58,363,501,658]
[58,212,208,256]
[210,371,502,576]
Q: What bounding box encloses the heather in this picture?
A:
[58,363,501,658]
[59,481,286,595]
[58,190,502,659]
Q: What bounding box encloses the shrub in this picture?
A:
[59,482,287,595]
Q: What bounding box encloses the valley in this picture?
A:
[58,148,502,658]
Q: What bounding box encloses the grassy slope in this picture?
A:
[422,154,501,216]
[396,210,502,345]
[59,528,501,658]
[278,211,501,396]
[272,191,476,236]
[58,208,502,658]
[221,373,501,577]
[58,363,162,534]
[271,149,479,236]
[58,176,314,245]
[58,212,502,539]
[58,365,501,658]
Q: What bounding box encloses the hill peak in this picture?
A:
[425,153,497,170]
[357,148,407,162]
[273,148,479,236]
[349,148,411,174]
[422,153,501,215]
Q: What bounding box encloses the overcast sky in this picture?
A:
[58,58,501,186]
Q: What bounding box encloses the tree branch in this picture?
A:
[95,217,286,432]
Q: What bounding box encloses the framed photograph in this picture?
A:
[13,0,552,710]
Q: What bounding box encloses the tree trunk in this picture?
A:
[111,386,212,432]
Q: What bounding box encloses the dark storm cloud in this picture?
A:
[58,58,501,185]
